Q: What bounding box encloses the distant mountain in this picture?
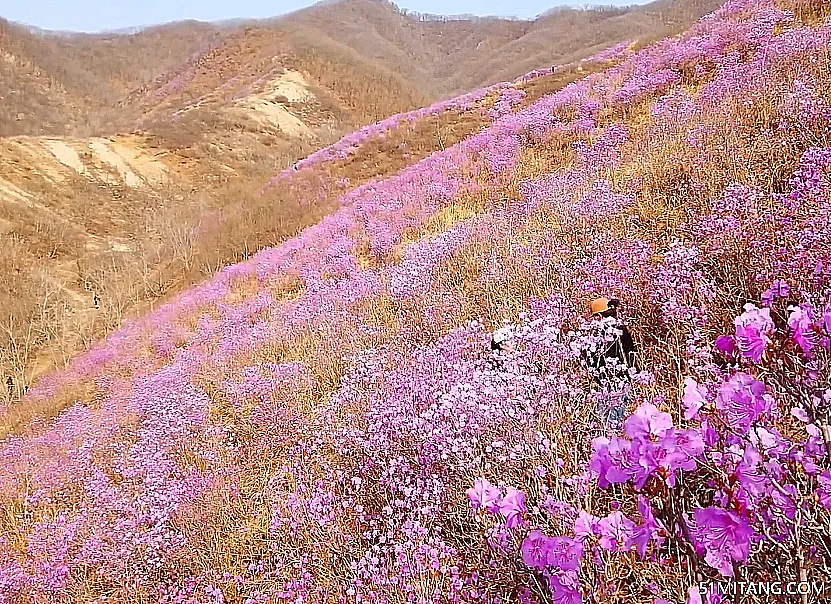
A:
[1,0,722,137]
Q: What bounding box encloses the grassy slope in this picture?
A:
[0,0,718,425]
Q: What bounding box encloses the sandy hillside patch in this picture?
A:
[236,102,312,137]
[235,70,314,137]
[109,138,169,186]
[89,139,144,188]
[17,140,67,183]
[0,177,33,204]
[44,139,88,176]
[267,70,314,103]
[0,138,67,184]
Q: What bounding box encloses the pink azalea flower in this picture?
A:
[691,507,754,578]
[547,536,585,572]
[625,403,674,440]
[630,437,662,489]
[734,325,767,363]
[716,373,773,435]
[734,304,774,363]
[790,406,810,423]
[597,511,635,552]
[522,530,553,570]
[630,432,695,489]
[548,571,583,604]
[687,586,703,604]
[467,478,501,513]
[522,530,585,575]
[761,280,789,306]
[733,445,769,508]
[573,510,600,542]
[627,497,667,557]
[715,335,738,360]
[661,429,705,482]
[498,487,527,529]
[818,471,831,511]
[590,437,635,488]
[682,378,707,420]
[787,304,816,356]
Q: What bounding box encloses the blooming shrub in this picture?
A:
[475,292,831,602]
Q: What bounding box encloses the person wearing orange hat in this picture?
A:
[590,297,614,317]
[588,297,637,370]
[586,297,637,424]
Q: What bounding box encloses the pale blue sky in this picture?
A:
[1,0,649,33]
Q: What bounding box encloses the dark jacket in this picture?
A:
[588,325,637,375]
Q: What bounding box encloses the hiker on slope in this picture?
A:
[583,297,638,423]
[588,297,636,371]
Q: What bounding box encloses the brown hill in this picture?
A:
[2,0,724,137]
[280,0,724,97]
[0,18,228,136]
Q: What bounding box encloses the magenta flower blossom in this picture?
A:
[787,305,816,356]
[691,507,754,577]
[716,373,773,435]
[790,406,810,423]
[547,536,585,572]
[629,437,662,489]
[761,280,790,306]
[573,510,600,542]
[467,478,501,513]
[682,378,707,420]
[590,437,635,488]
[661,428,705,478]
[625,403,674,440]
[498,487,527,529]
[715,335,738,361]
[687,586,703,604]
[734,303,774,363]
[604,400,706,489]
[548,572,583,604]
[597,511,635,552]
[629,431,699,489]
[521,532,584,573]
[734,445,769,506]
[522,530,553,570]
[628,497,667,557]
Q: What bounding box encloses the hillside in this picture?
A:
[0,0,721,410]
[0,18,228,136]
[1,0,830,602]
[1,0,724,137]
